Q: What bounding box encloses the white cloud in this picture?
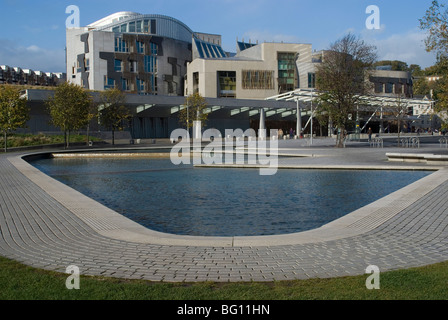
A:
[0,39,65,73]
[364,29,437,68]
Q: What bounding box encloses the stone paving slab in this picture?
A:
[0,145,448,282]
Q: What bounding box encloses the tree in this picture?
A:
[98,88,131,145]
[0,85,29,152]
[420,2,448,126]
[420,0,448,56]
[178,92,208,130]
[390,94,409,146]
[46,82,92,148]
[315,33,377,147]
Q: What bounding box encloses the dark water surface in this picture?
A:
[30,157,431,236]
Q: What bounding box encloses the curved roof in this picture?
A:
[88,12,194,43]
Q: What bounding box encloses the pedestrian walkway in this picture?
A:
[0,146,447,282]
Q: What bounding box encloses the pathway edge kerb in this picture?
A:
[8,150,448,247]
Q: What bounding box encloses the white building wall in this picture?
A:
[66,27,88,86]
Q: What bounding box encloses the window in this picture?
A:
[129,21,135,33]
[136,20,142,33]
[129,60,138,73]
[120,24,127,33]
[218,71,236,98]
[114,37,128,52]
[242,70,274,90]
[150,19,156,34]
[121,77,130,91]
[104,76,115,90]
[143,20,150,33]
[278,52,297,92]
[144,56,157,73]
[193,72,199,94]
[385,82,394,94]
[150,42,158,55]
[374,82,384,93]
[137,78,145,93]
[114,59,122,72]
[85,58,90,71]
[395,83,403,94]
[308,73,315,88]
[136,41,145,54]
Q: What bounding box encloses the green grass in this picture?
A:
[0,133,101,149]
[0,255,446,300]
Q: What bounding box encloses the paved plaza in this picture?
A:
[0,138,448,282]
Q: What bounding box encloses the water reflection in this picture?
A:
[30,158,430,236]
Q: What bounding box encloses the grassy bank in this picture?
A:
[0,133,101,149]
[0,255,446,300]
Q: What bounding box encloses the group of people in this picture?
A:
[278,128,299,139]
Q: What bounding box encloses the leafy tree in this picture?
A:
[0,85,30,152]
[46,82,92,148]
[420,0,448,56]
[98,88,131,145]
[420,2,448,126]
[178,92,208,130]
[315,33,377,147]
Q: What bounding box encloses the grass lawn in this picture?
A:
[0,255,447,300]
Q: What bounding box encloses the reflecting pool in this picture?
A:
[30,157,431,236]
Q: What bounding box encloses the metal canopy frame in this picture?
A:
[265,88,434,114]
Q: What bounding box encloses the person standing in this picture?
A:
[368,127,373,142]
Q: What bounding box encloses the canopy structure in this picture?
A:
[265,88,434,112]
[265,88,436,137]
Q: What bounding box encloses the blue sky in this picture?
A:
[0,0,439,73]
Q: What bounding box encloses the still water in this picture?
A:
[30,157,430,236]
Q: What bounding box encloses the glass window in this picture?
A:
[385,83,394,94]
[137,78,145,93]
[375,82,384,93]
[129,21,135,33]
[120,24,127,33]
[136,21,142,33]
[104,76,115,90]
[143,20,150,33]
[144,55,157,73]
[112,26,120,33]
[129,61,137,73]
[136,41,145,54]
[150,43,158,55]
[150,19,156,34]
[114,59,122,72]
[278,52,296,92]
[308,73,315,88]
[195,40,204,58]
[121,77,130,91]
[218,71,236,98]
[115,37,128,52]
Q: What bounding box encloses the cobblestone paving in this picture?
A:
[1,146,447,282]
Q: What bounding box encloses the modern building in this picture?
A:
[0,65,65,86]
[369,68,413,98]
[186,42,321,99]
[66,12,221,96]
[13,11,434,139]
